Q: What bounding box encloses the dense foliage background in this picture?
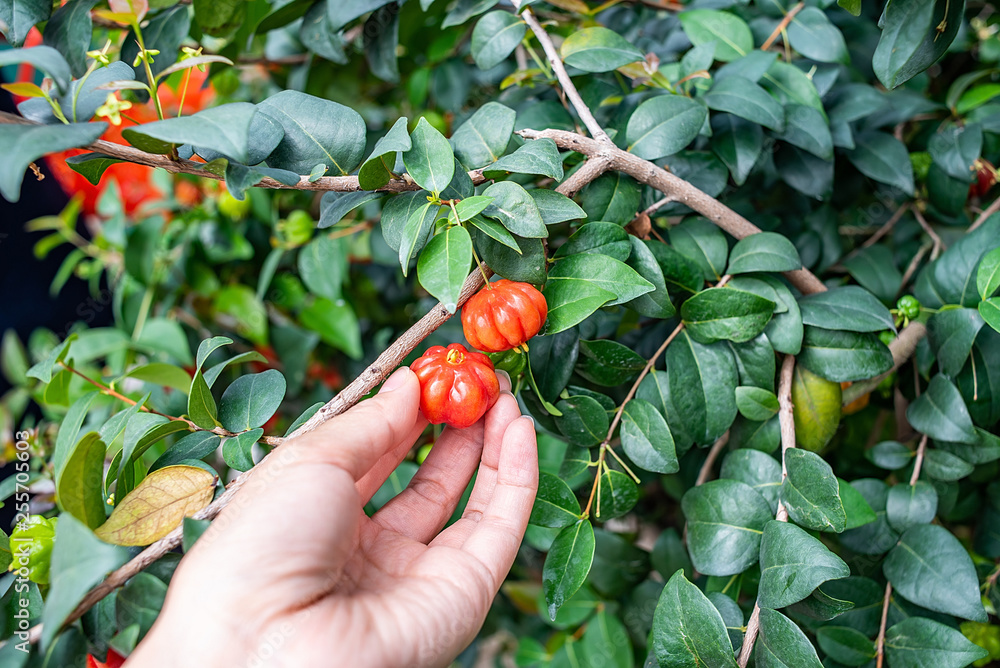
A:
[2,0,1000,666]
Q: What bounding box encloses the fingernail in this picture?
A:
[519,415,535,427]
[379,368,409,394]
[496,369,512,388]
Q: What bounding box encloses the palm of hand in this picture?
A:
[127,369,537,668]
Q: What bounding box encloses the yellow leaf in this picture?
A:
[95,465,216,546]
[0,82,47,98]
[546,0,591,13]
[792,366,842,453]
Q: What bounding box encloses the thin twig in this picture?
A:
[0,111,486,194]
[874,581,893,668]
[898,242,932,295]
[695,431,729,486]
[738,355,796,667]
[861,203,909,249]
[909,434,928,486]
[518,128,827,296]
[911,207,945,260]
[761,2,805,51]
[969,193,1000,232]
[512,1,614,146]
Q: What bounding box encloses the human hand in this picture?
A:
[126,366,538,668]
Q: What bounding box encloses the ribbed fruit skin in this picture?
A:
[410,343,500,428]
[461,280,548,353]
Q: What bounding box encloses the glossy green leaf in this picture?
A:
[704,76,784,131]
[596,470,638,520]
[554,395,609,447]
[815,626,875,666]
[720,448,782,512]
[756,607,822,667]
[727,233,801,274]
[482,181,548,238]
[927,308,985,377]
[555,222,631,262]
[403,117,455,194]
[57,432,107,529]
[450,102,515,169]
[217,369,286,433]
[578,171,641,225]
[886,482,937,533]
[873,0,964,89]
[621,398,678,474]
[682,479,771,576]
[735,387,779,422]
[839,479,877,530]
[781,448,847,532]
[0,0,51,47]
[416,225,473,312]
[652,570,738,668]
[547,253,654,306]
[484,138,563,181]
[846,132,915,196]
[626,95,708,161]
[797,327,894,383]
[667,332,739,445]
[357,116,411,190]
[530,472,582,528]
[542,519,596,620]
[799,286,895,333]
[221,428,263,472]
[0,122,106,202]
[669,218,728,281]
[679,9,753,62]
[906,374,978,445]
[560,26,644,72]
[758,520,850,609]
[883,524,987,621]
[977,246,1000,301]
[884,617,989,668]
[681,288,774,344]
[471,10,525,70]
[787,7,849,64]
[577,339,645,387]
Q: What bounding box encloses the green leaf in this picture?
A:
[528,329,579,403]
[484,138,563,181]
[929,122,982,182]
[979,297,1000,332]
[530,472,582,528]
[886,482,937,533]
[554,395,609,447]
[356,117,411,190]
[755,608,823,668]
[555,222,630,262]
[123,103,267,165]
[815,627,876,666]
[580,610,632,668]
[838,0,861,16]
[762,61,825,114]
[840,479,901,556]
[727,233,801,274]
[482,181,548,238]
[187,372,219,429]
[578,171,641,225]
[669,218,728,281]
[720,448,782,512]
[736,387,779,422]
[0,122,106,202]
[318,191,385,229]
[787,7,849,64]
[776,104,834,160]
[64,153,123,185]
[884,524,987,621]
[576,339,645,387]
[150,432,222,472]
[214,285,268,345]
[621,398,678,474]
[839,478,877,530]
[679,9,753,62]
[846,132,915,196]
[873,0,964,89]
[781,448,847,532]
[543,520,596,620]
[867,441,915,471]
[927,308,985,377]
[843,245,903,304]
[922,449,974,482]
[298,234,346,301]
[441,0,498,28]
[652,570,738,668]
[704,76,785,131]
[326,0,394,30]
[626,95,708,161]
[711,114,764,186]
[799,286,895,334]
[885,617,990,668]
[52,391,100,479]
[450,101,515,169]
[222,427,263,471]
[416,225,473,313]
[667,331,739,444]
[471,10,525,70]
[758,520,850,608]
[257,90,366,176]
[906,374,978,445]
[977,246,1000,300]
[398,202,439,274]
[217,369,286,433]
[529,189,587,225]
[682,479,771,576]
[120,5,190,82]
[403,117,456,194]
[57,433,107,529]
[43,0,98,79]
[681,288,775,344]
[797,327,894,383]
[547,254,654,306]
[596,470,638,520]
[472,227,547,285]
[625,236,676,318]
[0,0,51,46]
[467,215,519,253]
[41,514,130,650]
[0,45,71,93]
[560,26,644,73]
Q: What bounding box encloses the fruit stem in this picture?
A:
[470,243,492,290]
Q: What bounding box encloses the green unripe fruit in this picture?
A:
[487,348,526,377]
[279,210,316,248]
[217,190,252,220]
[879,330,897,347]
[8,515,58,585]
[896,295,921,320]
